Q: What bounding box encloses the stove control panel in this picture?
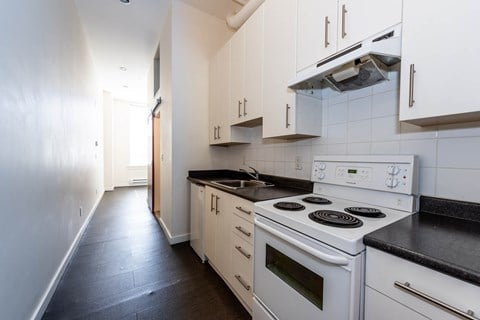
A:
[311,155,418,195]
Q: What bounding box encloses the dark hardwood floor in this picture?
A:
[42,187,251,320]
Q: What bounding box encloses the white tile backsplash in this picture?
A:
[220,76,480,203]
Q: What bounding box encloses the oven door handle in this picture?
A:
[256,220,349,266]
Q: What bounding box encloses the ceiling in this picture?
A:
[74,0,241,103]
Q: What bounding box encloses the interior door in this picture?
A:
[152,116,161,213]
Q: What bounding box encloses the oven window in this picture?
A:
[265,244,324,310]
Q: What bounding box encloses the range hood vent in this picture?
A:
[289,24,402,92]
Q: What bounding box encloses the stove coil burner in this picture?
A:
[308,210,363,228]
[273,202,306,211]
[302,196,332,205]
[344,207,386,218]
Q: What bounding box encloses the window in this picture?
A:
[128,104,150,166]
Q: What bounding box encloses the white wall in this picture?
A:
[218,71,480,203]
[112,99,148,187]
[0,1,104,319]
[150,1,233,243]
[103,91,114,191]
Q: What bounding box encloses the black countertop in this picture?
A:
[187,170,312,202]
[364,196,480,286]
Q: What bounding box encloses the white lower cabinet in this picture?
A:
[204,186,254,313]
[366,247,480,320]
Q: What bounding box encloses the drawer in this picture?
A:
[231,252,253,311]
[232,233,253,283]
[231,197,255,223]
[366,247,480,320]
[232,212,254,245]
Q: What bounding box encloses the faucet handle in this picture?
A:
[248,166,259,174]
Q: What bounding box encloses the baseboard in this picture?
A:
[31,191,104,320]
[158,217,190,245]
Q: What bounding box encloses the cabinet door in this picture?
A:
[214,190,232,277]
[209,52,220,145]
[297,0,338,71]
[399,1,480,125]
[263,0,297,138]
[204,187,217,262]
[215,43,231,144]
[243,4,264,122]
[230,27,246,125]
[337,0,402,51]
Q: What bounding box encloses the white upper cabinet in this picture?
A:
[209,43,250,146]
[296,0,338,72]
[399,0,480,126]
[263,0,322,139]
[337,0,402,51]
[231,4,265,126]
[296,0,402,72]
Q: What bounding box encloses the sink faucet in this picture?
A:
[240,166,259,180]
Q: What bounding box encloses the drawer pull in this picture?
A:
[235,206,252,215]
[394,281,478,320]
[235,274,251,291]
[235,226,251,237]
[235,245,251,259]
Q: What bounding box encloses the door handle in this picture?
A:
[341,4,347,38]
[235,206,252,215]
[408,64,416,107]
[235,274,251,291]
[210,194,215,212]
[235,226,251,237]
[324,16,330,47]
[286,104,291,128]
[235,245,252,259]
[394,281,478,320]
[256,220,349,266]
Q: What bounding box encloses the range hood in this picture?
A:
[289,24,402,92]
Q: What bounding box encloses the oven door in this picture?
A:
[254,216,363,320]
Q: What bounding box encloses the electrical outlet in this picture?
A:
[79,206,83,217]
[295,156,303,170]
[242,155,246,165]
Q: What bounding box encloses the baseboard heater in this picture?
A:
[129,178,148,185]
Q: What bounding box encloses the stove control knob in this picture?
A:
[317,172,326,180]
[385,177,399,188]
[319,163,326,170]
[387,165,400,175]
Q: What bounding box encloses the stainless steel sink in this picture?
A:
[210,179,274,190]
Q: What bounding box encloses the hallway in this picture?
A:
[42,187,251,320]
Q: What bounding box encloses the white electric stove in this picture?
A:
[253,155,418,320]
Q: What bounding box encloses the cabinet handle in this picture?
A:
[235,245,252,259]
[394,281,478,320]
[243,98,247,116]
[235,206,252,215]
[238,100,242,118]
[213,126,217,140]
[210,194,215,212]
[285,104,291,128]
[217,126,221,139]
[408,64,416,107]
[235,226,251,237]
[341,4,347,38]
[235,274,251,291]
[324,16,330,47]
[215,196,220,215]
